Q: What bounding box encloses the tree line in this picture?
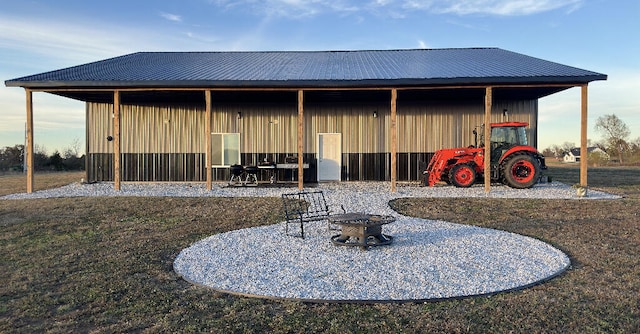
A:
[0,141,84,172]
[542,114,640,165]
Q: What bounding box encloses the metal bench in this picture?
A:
[281,191,344,238]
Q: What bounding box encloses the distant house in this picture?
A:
[563,147,609,163]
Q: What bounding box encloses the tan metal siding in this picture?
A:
[88,103,113,153]
[88,103,206,154]
[215,103,299,154]
[89,99,536,155]
[122,105,205,153]
[397,99,537,152]
[305,102,389,154]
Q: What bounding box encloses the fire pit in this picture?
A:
[329,213,395,250]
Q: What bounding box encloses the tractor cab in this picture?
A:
[486,122,530,164]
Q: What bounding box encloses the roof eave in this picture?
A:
[5,74,607,90]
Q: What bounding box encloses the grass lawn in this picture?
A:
[1,167,639,333]
[0,171,85,197]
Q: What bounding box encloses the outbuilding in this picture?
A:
[5,48,606,192]
[563,147,610,163]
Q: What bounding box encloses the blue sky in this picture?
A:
[1,0,638,153]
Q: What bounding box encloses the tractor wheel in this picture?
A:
[502,153,540,189]
[449,164,476,188]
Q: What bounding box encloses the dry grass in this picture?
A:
[1,167,639,333]
[0,171,85,196]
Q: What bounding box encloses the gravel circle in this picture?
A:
[3,181,619,302]
[174,218,570,302]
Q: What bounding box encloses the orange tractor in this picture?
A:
[423,122,546,189]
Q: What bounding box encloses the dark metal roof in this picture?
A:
[5,48,606,91]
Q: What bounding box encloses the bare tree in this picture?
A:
[550,144,565,159]
[595,114,630,163]
[629,137,640,163]
[541,147,555,158]
[63,138,82,159]
[560,142,576,154]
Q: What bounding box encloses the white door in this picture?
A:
[317,133,342,182]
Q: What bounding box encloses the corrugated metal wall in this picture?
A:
[88,103,206,153]
[398,99,538,151]
[87,103,208,181]
[215,103,299,155]
[86,97,537,182]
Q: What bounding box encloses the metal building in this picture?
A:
[5,48,607,192]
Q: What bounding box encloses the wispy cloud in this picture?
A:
[0,74,86,128]
[160,12,183,22]
[0,13,225,69]
[417,40,431,48]
[445,19,490,31]
[0,87,29,129]
[210,0,583,18]
[211,0,360,19]
[0,15,156,65]
[431,0,585,16]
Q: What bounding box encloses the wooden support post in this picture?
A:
[390,89,398,192]
[25,89,34,193]
[297,90,304,190]
[580,84,588,187]
[85,103,90,183]
[113,90,121,191]
[484,87,492,193]
[205,90,212,190]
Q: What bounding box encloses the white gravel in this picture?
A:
[2,181,620,302]
[174,219,571,302]
[0,180,621,201]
